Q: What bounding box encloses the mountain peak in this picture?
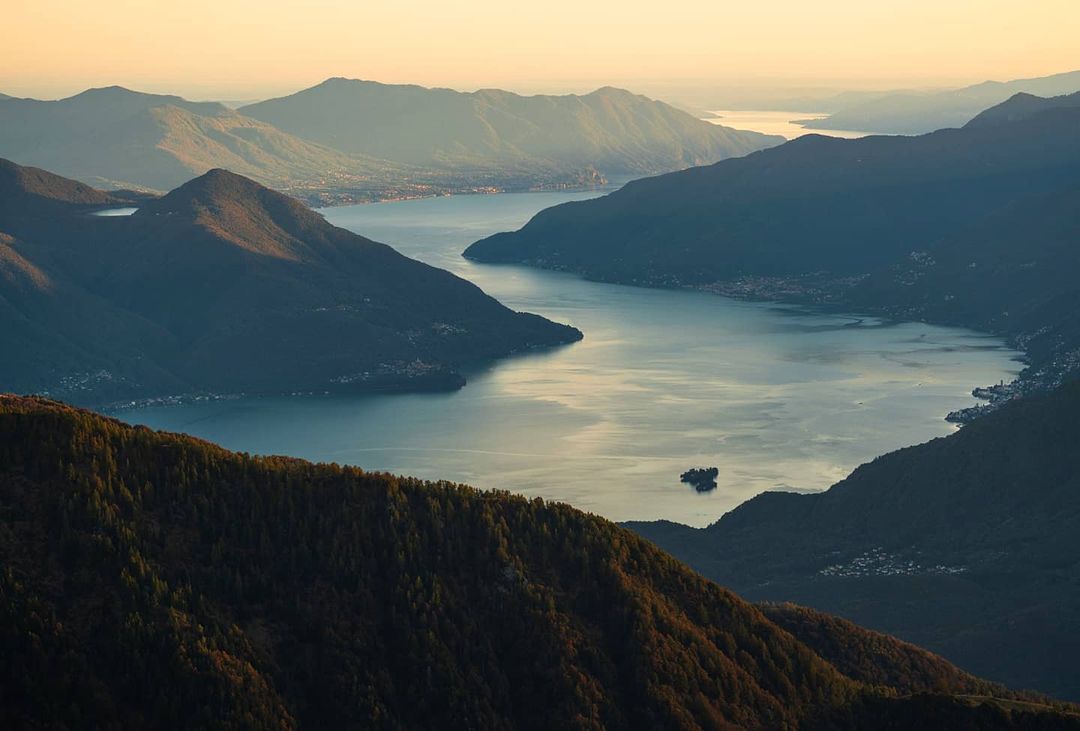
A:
[176,166,261,191]
[313,76,352,88]
[965,90,1080,128]
[68,85,164,101]
[60,86,232,119]
[140,167,302,215]
[587,85,637,98]
[312,76,381,91]
[0,157,113,211]
[133,168,330,261]
[0,161,582,401]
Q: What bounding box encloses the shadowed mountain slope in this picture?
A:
[0,160,579,403]
[965,90,1080,128]
[843,181,1080,394]
[630,379,1080,700]
[465,96,1080,284]
[1,396,1076,729]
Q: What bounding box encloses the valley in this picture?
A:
[4,9,1080,719]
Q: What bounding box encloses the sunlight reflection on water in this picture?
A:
[115,186,1021,526]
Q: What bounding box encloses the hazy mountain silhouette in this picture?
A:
[0,160,579,404]
[0,82,778,200]
[2,395,1075,729]
[0,86,408,191]
[241,78,782,177]
[800,69,1080,134]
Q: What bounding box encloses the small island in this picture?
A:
[680,467,719,492]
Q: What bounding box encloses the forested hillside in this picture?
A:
[2,396,1076,729]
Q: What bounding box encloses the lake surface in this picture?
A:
[115,187,1022,526]
[708,110,871,139]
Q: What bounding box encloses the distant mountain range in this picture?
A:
[0,82,780,201]
[799,69,1080,134]
[3,395,1077,729]
[0,159,579,405]
[0,87,401,193]
[241,78,781,177]
[465,90,1080,399]
[630,377,1080,701]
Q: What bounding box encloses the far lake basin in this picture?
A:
[115,185,1022,526]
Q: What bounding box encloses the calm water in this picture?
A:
[115,187,1021,526]
[708,110,871,140]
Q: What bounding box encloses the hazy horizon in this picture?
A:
[3,0,1078,102]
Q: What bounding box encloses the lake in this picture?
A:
[707,110,872,139]
[115,186,1022,526]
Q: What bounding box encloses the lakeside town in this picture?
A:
[818,547,968,579]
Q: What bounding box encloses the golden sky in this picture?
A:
[2,0,1078,99]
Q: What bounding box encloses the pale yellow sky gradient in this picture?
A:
[2,0,1078,99]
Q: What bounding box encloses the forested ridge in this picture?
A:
[2,396,1078,729]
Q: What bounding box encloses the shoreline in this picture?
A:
[463,255,1040,425]
[62,331,586,415]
